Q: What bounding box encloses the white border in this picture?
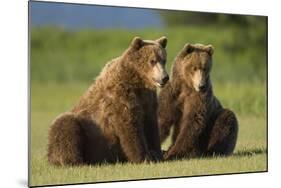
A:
[35,0,268,16]
[1,0,280,188]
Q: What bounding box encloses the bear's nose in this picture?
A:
[199,84,206,91]
[162,75,169,84]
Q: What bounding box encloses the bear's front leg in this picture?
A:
[144,115,163,161]
[163,124,197,160]
[116,123,150,163]
[164,111,207,160]
[111,104,152,163]
[158,83,176,143]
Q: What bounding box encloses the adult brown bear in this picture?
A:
[47,36,169,166]
[158,43,238,160]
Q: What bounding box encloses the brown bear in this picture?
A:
[158,43,238,160]
[47,36,169,166]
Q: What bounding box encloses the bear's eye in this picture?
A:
[150,60,156,65]
[193,67,197,71]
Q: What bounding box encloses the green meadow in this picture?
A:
[30,25,267,186]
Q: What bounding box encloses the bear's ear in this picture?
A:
[177,43,193,59]
[205,45,214,56]
[156,36,167,48]
[184,43,195,54]
[131,36,144,50]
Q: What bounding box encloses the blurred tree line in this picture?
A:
[159,10,267,74]
[159,11,267,49]
[159,10,266,27]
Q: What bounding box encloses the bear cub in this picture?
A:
[158,43,238,160]
[47,36,169,166]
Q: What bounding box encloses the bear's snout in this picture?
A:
[155,74,169,88]
[161,74,169,85]
[198,82,206,91]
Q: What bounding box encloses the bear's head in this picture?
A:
[173,43,214,92]
[126,36,169,88]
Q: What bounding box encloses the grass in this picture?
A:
[31,155,266,186]
[30,82,267,186]
[29,25,267,186]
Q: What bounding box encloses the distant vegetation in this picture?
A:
[159,11,266,27]
[31,15,266,84]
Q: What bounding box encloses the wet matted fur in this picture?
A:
[158,43,238,160]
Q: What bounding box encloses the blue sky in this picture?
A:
[30,1,164,30]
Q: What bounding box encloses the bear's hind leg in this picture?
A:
[47,112,84,166]
[206,109,238,156]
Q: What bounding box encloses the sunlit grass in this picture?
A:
[30,82,267,186]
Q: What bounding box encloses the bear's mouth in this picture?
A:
[153,78,165,88]
[156,82,165,88]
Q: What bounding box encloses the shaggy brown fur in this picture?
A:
[48,36,169,165]
[158,43,238,160]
